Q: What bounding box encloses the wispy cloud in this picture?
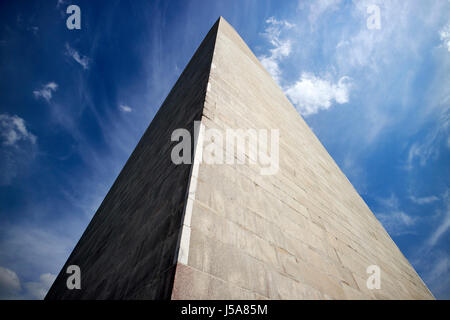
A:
[56,0,66,9]
[410,195,439,205]
[0,219,80,300]
[428,254,450,283]
[0,114,36,146]
[407,140,439,169]
[427,191,450,247]
[119,104,132,113]
[409,188,450,298]
[376,194,417,236]
[406,106,449,169]
[65,43,90,70]
[306,0,343,25]
[33,82,58,102]
[28,26,39,36]
[0,266,55,300]
[285,73,352,116]
[0,266,21,299]
[258,17,294,84]
[428,213,450,247]
[423,252,450,299]
[377,211,416,236]
[439,22,450,52]
[258,16,353,116]
[23,273,56,299]
[378,193,400,208]
[0,114,37,185]
[0,225,73,277]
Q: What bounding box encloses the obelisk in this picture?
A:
[46,17,434,300]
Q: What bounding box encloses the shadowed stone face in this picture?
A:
[45,18,219,300]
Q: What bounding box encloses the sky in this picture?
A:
[0,0,449,299]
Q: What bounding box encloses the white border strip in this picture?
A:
[177,120,205,265]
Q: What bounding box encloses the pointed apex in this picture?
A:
[215,16,232,30]
[222,16,234,26]
[216,16,225,23]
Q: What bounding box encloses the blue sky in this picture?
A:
[0,0,449,299]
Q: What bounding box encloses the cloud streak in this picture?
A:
[427,191,450,247]
[119,104,132,113]
[0,114,36,146]
[65,43,90,70]
[258,17,293,84]
[306,0,343,25]
[406,106,449,169]
[410,195,439,205]
[0,266,21,299]
[33,82,58,102]
[376,194,417,236]
[0,114,37,185]
[439,22,450,52]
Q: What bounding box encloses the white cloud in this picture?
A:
[0,266,56,300]
[56,0,66,8]
[342,155,368,194]
[285,73,352,115]
[23,273,56,300]
[377,210,417,236]
[0,114,37,185]
[0,224,73,278]
[119,104,132,113]
[428,213,450,247]
[334,1,419,73]
[0,223,79,298]
[258,17,294,84]
[407,142,436,169]
[425,254,450,299]
[406,106,449,169]
[378,193,399,209]
[306,0,342,25]
[427,191,450,247]
[0,266,21,299]
[265,16,295,30]
[412,190,450,298]
[439,22,450,52]
[0,114,36,146]
[410,195,439,205]
[65,43,90,70]
[430,255,450,281]
[376,194,417,236]
[33,82,58,102]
